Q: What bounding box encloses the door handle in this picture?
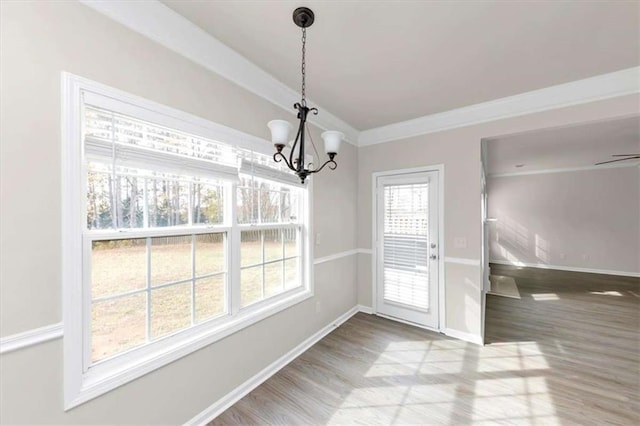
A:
[430,254,437,260]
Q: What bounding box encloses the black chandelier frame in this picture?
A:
[272,7,337,184]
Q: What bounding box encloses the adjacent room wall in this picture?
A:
[488,166,640,274]
[0,2,357,424]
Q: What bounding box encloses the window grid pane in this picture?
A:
[236,176,300,225]
[240,228,300,308]
[86,163,224,231]
[90,233,227,362]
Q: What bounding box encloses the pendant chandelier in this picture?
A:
[268,7,343,184]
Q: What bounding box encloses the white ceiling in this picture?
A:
[485,116,640,175]
[161,1,639,130]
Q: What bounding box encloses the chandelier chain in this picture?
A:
[301,27,307,106]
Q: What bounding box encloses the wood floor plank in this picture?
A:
[210,265,640,425]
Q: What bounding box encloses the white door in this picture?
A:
[375,171,440,329]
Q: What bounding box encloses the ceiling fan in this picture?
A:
[595,154,640,165]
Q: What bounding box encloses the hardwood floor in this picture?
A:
[211,265,640,425]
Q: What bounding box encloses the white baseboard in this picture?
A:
[357,304,374,314]
[0,322,63,355]
[185,305,360,426]
[357,306,484,347]
[444,328,484,346]
[490,260,640,278]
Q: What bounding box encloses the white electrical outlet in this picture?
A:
[315,232,321,246]
[454,237,467,249]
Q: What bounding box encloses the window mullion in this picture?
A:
[82,235,93,372]
[145,237,151,342]
[261,231,265,299]
[188,181,193,226]
[228,182,240,316]
[281,230,285,292]
[109,112,117,229]
[257,181,261,224]
[191,234,196,325]
[143,178,149,228]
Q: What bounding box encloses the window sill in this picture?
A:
[66,288,312,410]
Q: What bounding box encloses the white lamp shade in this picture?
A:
[267,120,292,145]
[321,131,343,154]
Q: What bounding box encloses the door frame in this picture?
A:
[371,164,446,332]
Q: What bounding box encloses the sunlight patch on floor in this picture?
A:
[477,355,549,372]
[365,341,468,377]
[531,293,559,301]
[589,290,623,297]
[481,341,544,357]
[329,384,458,424]
[339,383,458,408]
[478,341,548,372]
[489,275,521,299]
[472,377,558,424]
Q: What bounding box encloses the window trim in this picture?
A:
[62,73,314,410]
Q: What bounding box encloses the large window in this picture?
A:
[63,76,311,408]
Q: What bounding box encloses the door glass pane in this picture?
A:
[383,183,429,309]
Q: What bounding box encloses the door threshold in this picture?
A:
[375,313,440,333]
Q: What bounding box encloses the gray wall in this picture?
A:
[0,2,357,424]
[1,1,639,424]
[488,167,640,274]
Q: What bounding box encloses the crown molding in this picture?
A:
[358,67,640,146]
[488,161,639,178]
[80,1,638,149]
[79,0,359,144]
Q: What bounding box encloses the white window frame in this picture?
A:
[62,73,314,409]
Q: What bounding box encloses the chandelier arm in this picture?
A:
[273,151,295,171]
[309,157,337,174]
